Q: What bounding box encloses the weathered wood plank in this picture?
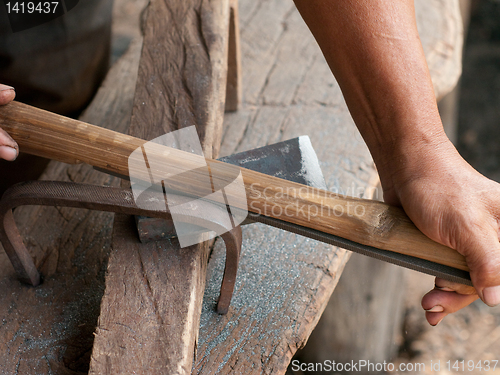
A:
[416,0,464,100]
[225,0,242,112]
[239,0,296,104]
[194,105,379,375]
[0,37,143,374]
[91,214,213,374]
[261,9,318,106]
[126,0,229,158]
[89,0,230,373]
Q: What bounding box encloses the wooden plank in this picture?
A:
[193,105,379,375]
[88,0,230,373]
[415,0,464,100]
[239,0,296,104]
[261,9,318,106]
[126,0,229,159]
[225,0,242,112]
[0,37,142,374]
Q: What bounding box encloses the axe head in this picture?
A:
[136,136,326,242]
[219,136,326,190]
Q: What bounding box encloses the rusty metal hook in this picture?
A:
[0,180,242,314]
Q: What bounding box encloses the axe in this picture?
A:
[0,101,471,310]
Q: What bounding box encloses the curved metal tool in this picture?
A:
[0,180,242,314]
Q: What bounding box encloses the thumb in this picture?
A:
[0,84,15,105]
[464,227,500,307]
[0,128,18,161]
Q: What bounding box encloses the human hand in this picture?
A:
[0,84,18,161]
[292,0,499,325]
[382,137,500,326]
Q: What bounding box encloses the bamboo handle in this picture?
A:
[0,101,143,171]
[0,101,469,272]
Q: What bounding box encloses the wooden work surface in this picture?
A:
[0,0,463,373]
[0,38,143,374]
[89,0,231,373]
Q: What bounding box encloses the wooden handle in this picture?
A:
[0,101,144,170]
[0,101,468,272]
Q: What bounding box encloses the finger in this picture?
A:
[425,311,447,326]
[422,288,479,326]
[434,277,476,295]
[0,127,18,161]
[0,84,15,105]
[422,288,479,312]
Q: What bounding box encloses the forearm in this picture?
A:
[293,0,451,193]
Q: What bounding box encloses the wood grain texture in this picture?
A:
[224,0,242,112]
[90,215,214,374]
[89,0,230,374]
[416,0,464,100]
[0,37,142,375]
[127,0,230,159]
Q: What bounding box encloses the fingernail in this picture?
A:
[0,146,18,161]
[0,85,14,92]
[483,286,500,307]
[433,317,444,327]
[426,305,444,313]
[435,286,454,292]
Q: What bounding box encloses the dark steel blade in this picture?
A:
[219,136,327,189]
[248,212,472,286]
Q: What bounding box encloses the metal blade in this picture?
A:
[219,136,327,189]
[248,213,472,286]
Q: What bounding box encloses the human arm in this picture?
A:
[293,0,500,325]
[0,84,18,161]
